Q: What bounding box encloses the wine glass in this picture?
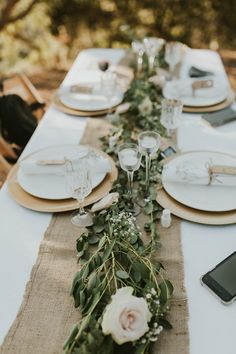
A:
[131,40,145,72]
[143,37,165,72]
[65,160,93,227]
[101,71,117,117]
[118,143,142,214]
[138,131,160,185]
[161,99,183,138]
[165,42,183,79]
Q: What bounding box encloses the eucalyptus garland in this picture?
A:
[64,74,174,354]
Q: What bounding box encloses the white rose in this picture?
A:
[101,287,151,345]
[138,97,153,116]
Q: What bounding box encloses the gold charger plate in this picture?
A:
[183,89,235,113]
[7,151,117,213]
[52,94,119,117]
[157,188,236,225]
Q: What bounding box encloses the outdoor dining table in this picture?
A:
[0,47,236,354]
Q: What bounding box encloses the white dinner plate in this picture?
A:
[163,77,228,107]
[162,151,236,212]
[18,145,109,200]
[59,84,124,111]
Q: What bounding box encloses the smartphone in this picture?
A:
[160,146,176,159]
[201,251,236,305]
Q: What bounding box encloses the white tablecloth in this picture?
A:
[1,48,236,354]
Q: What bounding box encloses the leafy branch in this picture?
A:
[64,75,173,354]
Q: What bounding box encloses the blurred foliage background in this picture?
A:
[1,0,236,75]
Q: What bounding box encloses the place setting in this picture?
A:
[7,144,117,213]
[131,38,235,115]
[53,63,134,117]
[157,150,236,225]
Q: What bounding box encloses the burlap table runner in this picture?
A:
[1,118,189,354]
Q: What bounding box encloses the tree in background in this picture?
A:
[0,0,69,74]
[1,0,236,74]
[0,0,37,31]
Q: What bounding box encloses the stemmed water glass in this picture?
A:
[138,131,161,185]
[161,98,183,139]
[65,160,93,227]
[143,37,165,72]
[131,40,145,73]
[118,143,142,214]
[101,71,117,117]
[165,42,183,79]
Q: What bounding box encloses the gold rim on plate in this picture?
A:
[7,149,117,213]
[158,150,236,224]
[52,94,120,117]
[157,188,236,225]
[183,89,235,113]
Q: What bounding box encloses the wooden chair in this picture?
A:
[0,154,11,188]
[0,73,45,187]
[2,73,45,121]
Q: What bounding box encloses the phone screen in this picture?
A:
[210,253,236,295]
[160,146,176,158]
[202,251,236,303]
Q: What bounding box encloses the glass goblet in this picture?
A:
[161,98,183,139]
[138,131,161,185]
[143,37,165,72]
[118,143,142,214]
[101,71,117,117]
[131,40,145,72]
[65,160,93,227]
[165,42,183,79]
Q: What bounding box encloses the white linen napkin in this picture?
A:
[20,152,111,176]
[163,160,236,187]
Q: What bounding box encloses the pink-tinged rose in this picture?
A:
[101,287,151,345]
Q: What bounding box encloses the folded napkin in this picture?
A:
[189,66,214,78]
[20,151,111,176]
[163,160,236,187]
[202,108,236,127]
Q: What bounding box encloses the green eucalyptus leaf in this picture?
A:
[82,266,89,280]
[116,270,129,279]
[87,273,98,292]
[129,233,138,244]
[76,239,84,252]
[88,234,100,245]
[63,324,78,350]
[133,270,141,283]
[144,202,153,214]
[77,250,85,258]
[93,224,105,233]
[158,318,173,330]
[159,280,174,304]
[102,238,116,261]
[98,235,106,249]
[80,290,86,308]
[132,262,149,280]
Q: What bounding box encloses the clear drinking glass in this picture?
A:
[65,160,93,227]
[164,42,183,79]
[118,143,142,214]
[131,40,145,72]
[138,131,161,185]
[101,71,117,116]
[143,37,165,72]
[161,99,183,138]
